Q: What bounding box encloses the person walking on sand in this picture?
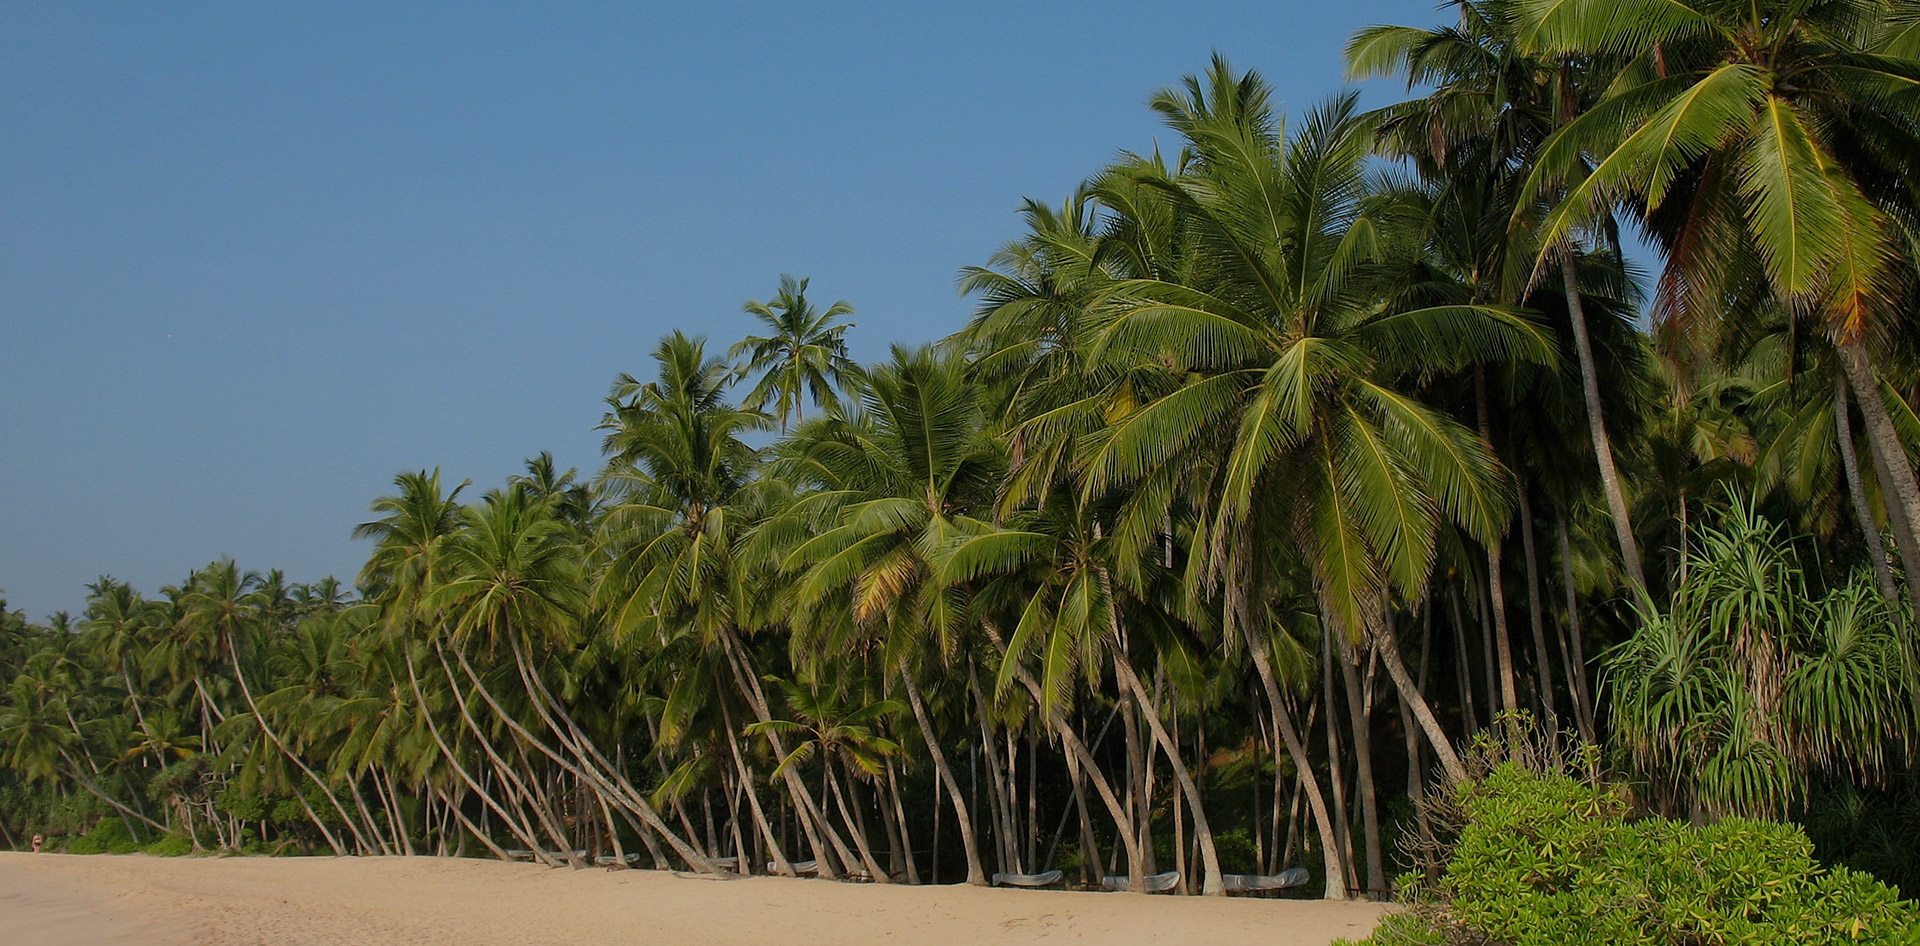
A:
[31,834,43,853]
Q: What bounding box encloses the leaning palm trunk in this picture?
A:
[896,656,988,885]
[499,633,716,872]
[1337,634,1384,896]
[721,698,794,876]
[720,628,855,878]
[405,651,547,859]
[1561,251,1647,594]
[1108,641,1226,895]
[433,643,576,866]
[1836,338,1920,621]
[224,627,369,854]
[1370,619,1469,784]
[1836,376,1902,604]
[979,620,1144,884]
[1234,614,1347,900]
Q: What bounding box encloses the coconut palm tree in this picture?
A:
[732,275,861,432]
[1515,0,1920,618]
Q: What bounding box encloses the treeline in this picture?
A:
[6,0,1920,900]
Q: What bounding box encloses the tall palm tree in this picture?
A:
[731,275,861,432]
[1515,0,1920,618]
[773,344,1003,886]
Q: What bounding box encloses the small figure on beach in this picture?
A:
[31,834,44,853]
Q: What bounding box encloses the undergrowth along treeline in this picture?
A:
[5,0,1920,910]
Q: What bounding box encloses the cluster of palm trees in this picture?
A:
[4,0,1919,900]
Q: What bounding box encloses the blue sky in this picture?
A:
[1,0,1442,620]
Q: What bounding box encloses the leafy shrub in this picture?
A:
[1346,764,1918,946]
[65,817,142,855]
[141,834,193,856]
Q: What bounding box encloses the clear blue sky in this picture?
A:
[2,0,1442,620]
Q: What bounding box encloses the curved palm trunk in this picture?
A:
[896,657,988,885]
[224,628,370,854]
[825,759,889,881]
[405,651,546,859]
[1836,376,1901,604]
[721,697,793,876]
[1107,640,1226,895]
[1561,251,1646,594]
[1554,515,1598,742]
[721,629,854,878]
[1515,478,1559,722]
[1336,634,1384,897]
[433,643,576,867]
[500,633,715,872]
[1235,616,1347,900]
[1836,341,1920,621]
[1371,620,1468,784]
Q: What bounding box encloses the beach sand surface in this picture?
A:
[0,852,1391,945]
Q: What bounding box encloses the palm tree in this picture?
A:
[773,344,1003,886]
[1515,0,1920,617]
[595,331,848,877]
[1349,0,1653,595]
[731,275,861,432]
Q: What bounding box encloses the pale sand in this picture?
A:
[0,852,1391,945]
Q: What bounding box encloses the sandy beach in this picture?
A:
[0,853,1390,945]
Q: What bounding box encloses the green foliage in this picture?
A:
[141,834,193,856]
[1352,765,1918,946]
[67,817,141,855]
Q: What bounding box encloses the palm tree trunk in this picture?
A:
[1516,476,1559,721]
[1108,646,1225,895]
[896,656,988,885]
[1337,632,1384,897]
[405,650,544,859]
[826,759,889,881]
[722,630,853,878]
[1835,373,1906,606]
[499,633,713,872]
[721,698,792,876]
[1554,514,1598,743]
[1319,633,1353,888]
[1234,614,1347,900]
[433,644,575,867]
[224,627,369,854]
[1370,619,1468,784]
[432,781,513,861]
[964,662,1018,873]
[1561,249,1646,593]
[885,760,921,883]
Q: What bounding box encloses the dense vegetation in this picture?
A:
[4,0,1920,918]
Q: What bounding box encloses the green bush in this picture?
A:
[66,817,142,855]
[1346,765,1918,946]
[141,834,193,857]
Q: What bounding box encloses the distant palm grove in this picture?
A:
[8,0,1920,911]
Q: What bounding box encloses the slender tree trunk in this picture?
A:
[1370,620,1468,785]
[885,759,920,883]
[1320,631,1353,889]
[433,644,575,867]
[721,699,791,876]
[405,650,544,859]
[1562,249,1646,593]
[433,782,512,861]
[1235,616,1346,899]
[1515,475,1558,722]
[965,663,1018,874]
[500,634,712,872]
[1555,516,1597,742]
[826,759,889,881]
[1338,633,1385,897]
[1835,373,1906,606]
[722,629,851,878]
[897,657,987,885]
[1108,639,1226,895]
[224,628,366,854]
